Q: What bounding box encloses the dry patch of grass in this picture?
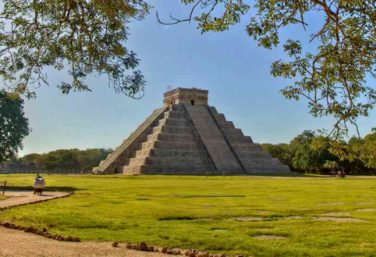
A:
[355,208,376,212]
[231,216,264,221]
[319,212,351,216]
[314,217,368,222]
[318,202,344,206]
[253,235,286,240]
[231,215,304,222]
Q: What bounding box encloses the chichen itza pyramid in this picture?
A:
[93,88,290,175]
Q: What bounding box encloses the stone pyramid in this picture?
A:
[93,88,290,175]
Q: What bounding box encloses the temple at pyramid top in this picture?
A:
[163,88,208,106]
[93,87,290,175]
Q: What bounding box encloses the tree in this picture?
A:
[159,1,376,137]
[21,153,43,168]
[76,148,112,172]
[18,148,112,172]
[47,149,81,171]
[359,131,376,169]
[288,130,337,173]
[293,144,317,173]
[261,129,376,174]
[0,0,150,98]
[0,90,30,163]
[309,135,338,172]
[323,160,339,171]
[329,136,368,174]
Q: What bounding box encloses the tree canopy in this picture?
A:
[0,90,30,163]
[261,129,376,175]
[159,1,376,137]
[1,0,374,136]
[17,148,112,172]
[330,129,376,170]
[0,0,150,98]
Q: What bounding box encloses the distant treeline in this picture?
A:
[4,129,376,175]
[8,148,112,173]
[261,130,376,175]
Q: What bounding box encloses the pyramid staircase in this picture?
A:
[123,104,214,174]
[207,106,289,173]
[94,100,290,175]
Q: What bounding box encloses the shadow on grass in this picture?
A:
[158,216,197,221]
[177,195,245,198]
[4,185,80,192]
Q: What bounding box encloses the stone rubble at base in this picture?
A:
[93,87,290,175]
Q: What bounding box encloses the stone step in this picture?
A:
[211,112,226,121]
[208,106,218,113]
[129,156,206,166]
[216,120,235,129]
[133,148,203,159]
[240,157,279,165]
[225,135,253,143]
[159,117,189,127]
[235,150,269,157]
[213,116,226,124]
[124,163,290,175]
[123,165,211,175]
[165,111,185,119]
[153,125,192,134]
[140,140,199,150]
[147,132,195,142]
[208,107,254,145]
[140,141,155,149]
[237,151,272,159]
[128,157,145,166]
[170,104,185,111]
[133,148,151,158]
[150,148,202,158]
[155,140,199,150]
[231,143,262,151]
[132,140,202,158]
[222,129,244,138]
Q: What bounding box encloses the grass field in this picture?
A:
[0,174,375,256]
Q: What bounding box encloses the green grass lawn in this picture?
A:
[0,174,375,256]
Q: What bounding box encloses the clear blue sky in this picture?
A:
[17,1,375,156]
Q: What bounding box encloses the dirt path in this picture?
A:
[0,190,70,208]
[0,227,170,257]
[0,191,171,257]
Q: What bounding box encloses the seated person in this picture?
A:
[33,174,45,195]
